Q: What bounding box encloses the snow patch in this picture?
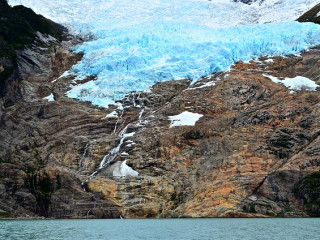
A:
[43,93,54,102]
[106,111,118,118]
[189,81,216,90]
[121,152,129,156]
[113,160,139,178]
[169,111,203,128]
[264,75,319,92]
[52,70,72,83]
[264,59,274,63]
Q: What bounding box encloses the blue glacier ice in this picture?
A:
[66,21,320,107]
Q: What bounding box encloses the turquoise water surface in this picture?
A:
[0,218,319,240]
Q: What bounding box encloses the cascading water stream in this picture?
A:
[85,94,147,183]
[78,142,89,171]
[86,123,130,182]
[86,194,97,216]
[99,125,129,169]
[138,108,144,125]
[114,110,124,133]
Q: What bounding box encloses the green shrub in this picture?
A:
[0,0,64,97]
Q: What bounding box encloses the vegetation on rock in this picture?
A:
[295,172,320,217]
[297,3,320,24]
[0,0,64,97]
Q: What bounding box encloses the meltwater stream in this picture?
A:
[99,125,129,169]
[78,142,89,171]
[86,124,133,180]
[86,103,145,181]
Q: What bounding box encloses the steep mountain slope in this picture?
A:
[0,0,65,106]
[298,3,320,24]
[0,0,319,219]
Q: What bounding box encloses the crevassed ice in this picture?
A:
[66,21,320,107]
[7,0,320,107]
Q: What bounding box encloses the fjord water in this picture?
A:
[1,218,320,240]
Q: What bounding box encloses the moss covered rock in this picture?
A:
[295,172,320,217]
[0,0,65,98]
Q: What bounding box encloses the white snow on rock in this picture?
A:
[264,59,274,63]
[189,81,216,90]
[264,75,319,92]
[105,111,118,118]
[123,132,136,138]
[113,160,139,178]
[52,70,71,83]
[169,111,203,128]
[43,93,55,102]
[121,152,129,156]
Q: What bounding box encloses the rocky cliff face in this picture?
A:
[0,2,319,219]
[298,3,320,24]
[0,0,65,106]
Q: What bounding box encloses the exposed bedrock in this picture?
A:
[0,2,320,219]
[1,41,319,218]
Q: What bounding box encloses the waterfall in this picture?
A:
[86,209,91,216]
[99,125,129,169]
[138,108,144,125]
[86,95,147,182]
[114,110,124,133]
[78,142,90,171]
[81,182,86,192]
[86,194,97,217]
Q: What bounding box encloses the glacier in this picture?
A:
[67,21,320,107]
[7,0,320,107]
[8,0,320,29]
